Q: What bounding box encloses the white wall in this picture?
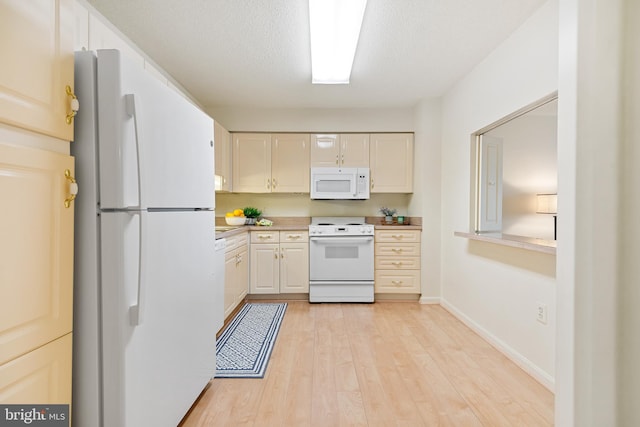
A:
[206,107,414,133]
[411,99,442,301]
[620,1,640,422]
[440,0,558,388]
[556,0,639,425]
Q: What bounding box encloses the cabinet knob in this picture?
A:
[64,169,78,208]
[65,85,79,125]
[274,248,278,259]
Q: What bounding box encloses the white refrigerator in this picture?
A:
[72,49,222,427]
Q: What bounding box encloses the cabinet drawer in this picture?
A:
[375,230,421,243]
[224,231,248,252]
[251,231,280,243]
[375,270,420,293]
[375,242,420,257]
[280,230,309,242]
[375,256,419,270]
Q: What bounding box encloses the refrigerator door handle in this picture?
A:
[125,94,144,209]
[128,210,147,326]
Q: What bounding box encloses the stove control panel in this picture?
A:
[309,224,374,236]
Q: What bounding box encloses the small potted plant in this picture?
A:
[243,207,262,225]
[379,207,396,224]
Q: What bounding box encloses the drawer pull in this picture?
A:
[392,234,404,239]
[392,261,402,266]
[258,235,272,240]
[287,234,301,239]
[392,280,403,286]
[391,248,402,253]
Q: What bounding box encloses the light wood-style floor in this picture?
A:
[181,301,554,426]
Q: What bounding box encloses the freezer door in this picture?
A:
[97,49,214,210]
[101,210,217,427]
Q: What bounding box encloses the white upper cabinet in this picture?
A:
[370,133,414,193]
[271,133,310,193]
[214,121,232,192]
[232,133,310,193]
[0,0,75,141]
[310,134,369,168]
[232,133,272,193]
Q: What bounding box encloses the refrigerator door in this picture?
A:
[101,210,217,427]
[96,49,214,210]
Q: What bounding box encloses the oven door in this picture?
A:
[309,236,374,281]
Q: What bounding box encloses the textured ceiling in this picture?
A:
[86,0,547,110]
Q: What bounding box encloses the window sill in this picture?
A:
[454,231,556,255]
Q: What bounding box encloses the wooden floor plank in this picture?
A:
[180,301,554,427]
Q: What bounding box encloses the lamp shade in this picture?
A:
[536,193,557,214]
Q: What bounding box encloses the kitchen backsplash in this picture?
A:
[215,193,412,218]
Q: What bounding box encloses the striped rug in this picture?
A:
[215,303,287,378]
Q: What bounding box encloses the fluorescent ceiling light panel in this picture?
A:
[309,0,367,84]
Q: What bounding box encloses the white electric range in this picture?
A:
[308,217,375,303]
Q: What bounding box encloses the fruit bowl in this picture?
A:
[225,216,246,226]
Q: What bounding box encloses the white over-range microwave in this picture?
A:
[310,167,370,200]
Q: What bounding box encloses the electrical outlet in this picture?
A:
[536,303,548,324]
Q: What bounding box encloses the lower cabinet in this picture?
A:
[374,229,421,293]
[223,232,248,319]
[250,231,309,294]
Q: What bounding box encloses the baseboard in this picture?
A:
[440,299,555,392]
[374,294,420,302]
[419,296,440,304]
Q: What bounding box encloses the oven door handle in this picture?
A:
[310,237,374,244]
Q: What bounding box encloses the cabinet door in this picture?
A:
[279,243,309,293]
[214,121,232,191]
[0,144,75,365]
[370,133,414,193]
[223,248,238,319]
[232,133,271,192]
[0,333,72,404]
[0,0,75,141]
[271,133,310,193]
[249,244,279,293]
[310,134,340,167]
[235,245,248,303]
[340,134,370,167]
